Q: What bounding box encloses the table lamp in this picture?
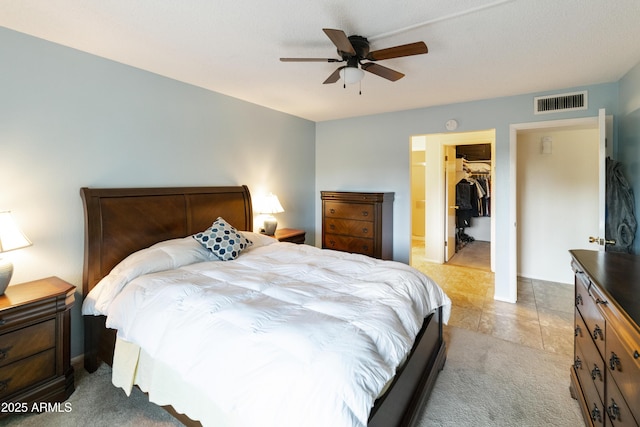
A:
[0,211,32,295]
[257,194,284,235]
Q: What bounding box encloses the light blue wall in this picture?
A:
[316,83,619,300]
[0,27,316,358]
[618,61,640,254]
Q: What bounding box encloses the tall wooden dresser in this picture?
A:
[321,191,394,260]
[569,250,640,427]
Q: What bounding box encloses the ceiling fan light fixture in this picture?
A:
[339,66,364,84]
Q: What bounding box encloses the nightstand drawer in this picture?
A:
[0,319,55,368]
[0,348,56,398]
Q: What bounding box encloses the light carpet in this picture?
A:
[3,326,583,427]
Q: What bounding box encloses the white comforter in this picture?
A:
[83,233,451,427]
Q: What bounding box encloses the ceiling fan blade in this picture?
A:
[366,41,428,61]
[323,28,356,56]
[280,58,341,62]
[361,63,405,81]
[323,66,344,84]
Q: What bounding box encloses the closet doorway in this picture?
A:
[410,130,496,272]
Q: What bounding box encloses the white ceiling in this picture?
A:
[2,1,640,122]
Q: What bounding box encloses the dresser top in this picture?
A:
[570,249,640,327]
[0,276,75,312]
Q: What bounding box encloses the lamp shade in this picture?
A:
[0,211,31,253]
[339,66,365,84]
[257,194,284,215]
[0,211,31,295]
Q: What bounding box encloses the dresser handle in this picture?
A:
[0,378,11,393]
[574,356,582,369]
[575,294,583,306]
[634,350,639,359]
[607,399,621,420]
[362,227,368,234]
[329,224,335,230]
[591,365,602,381]
[361,211,369,217]
[591,404,602,423]
[574,326,581,337]
[0,318,5,326]
[595,298,608,305]
[329,240,335,247]
[592,325,603,341]
[609,352,621,371]
[330,209,335,214]
[0,346,12,361]
[362,245,369,251]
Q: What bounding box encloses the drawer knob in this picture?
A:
[0,378,11,393]
[609,352,621,371]
[362,227,368,234]
[634,350,639,359]
[329,224,335,230]
[330,209,335,214]
[607,399,621,420]
[592,325,604,341]
[591,404,602,423]
[574,356,582,369]
[0,346,12,361]
[591,365,602,381]
[574,326,581,337]
[361,211,369,217]
[575,294,583,306]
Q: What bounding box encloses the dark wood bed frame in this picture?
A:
[80,185,446,427]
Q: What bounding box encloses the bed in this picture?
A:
[80,185,450,427]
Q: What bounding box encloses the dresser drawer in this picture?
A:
[576,340,606,427]
[324,218,374,238]
[0,348,56,398]
[576,271,606,357]
[0,319,56,368]
[323,233,374,257]
[324,202,374,220]
[605,374,638,427]
[575,328,605,404]
[605,322,640,424]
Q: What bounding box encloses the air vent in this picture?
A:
[534,91,587,114]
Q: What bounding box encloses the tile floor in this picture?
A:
[411,240,575,357]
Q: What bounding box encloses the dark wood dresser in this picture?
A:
[569,250,640,427]
[321,191,394,260]
[0,277,75,415]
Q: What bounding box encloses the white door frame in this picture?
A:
[507,112,610,302]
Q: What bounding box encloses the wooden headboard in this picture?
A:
[80,185,253,297]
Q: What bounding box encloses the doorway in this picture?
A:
[410,130,496,272]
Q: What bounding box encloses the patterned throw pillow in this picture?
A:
[193,217,252,261]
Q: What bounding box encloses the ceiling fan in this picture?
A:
[280,28,428,85]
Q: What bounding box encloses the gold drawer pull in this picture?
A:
[0,346,12,361]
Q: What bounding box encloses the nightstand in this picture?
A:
[274,228,306,244]
[0,277,75,416]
